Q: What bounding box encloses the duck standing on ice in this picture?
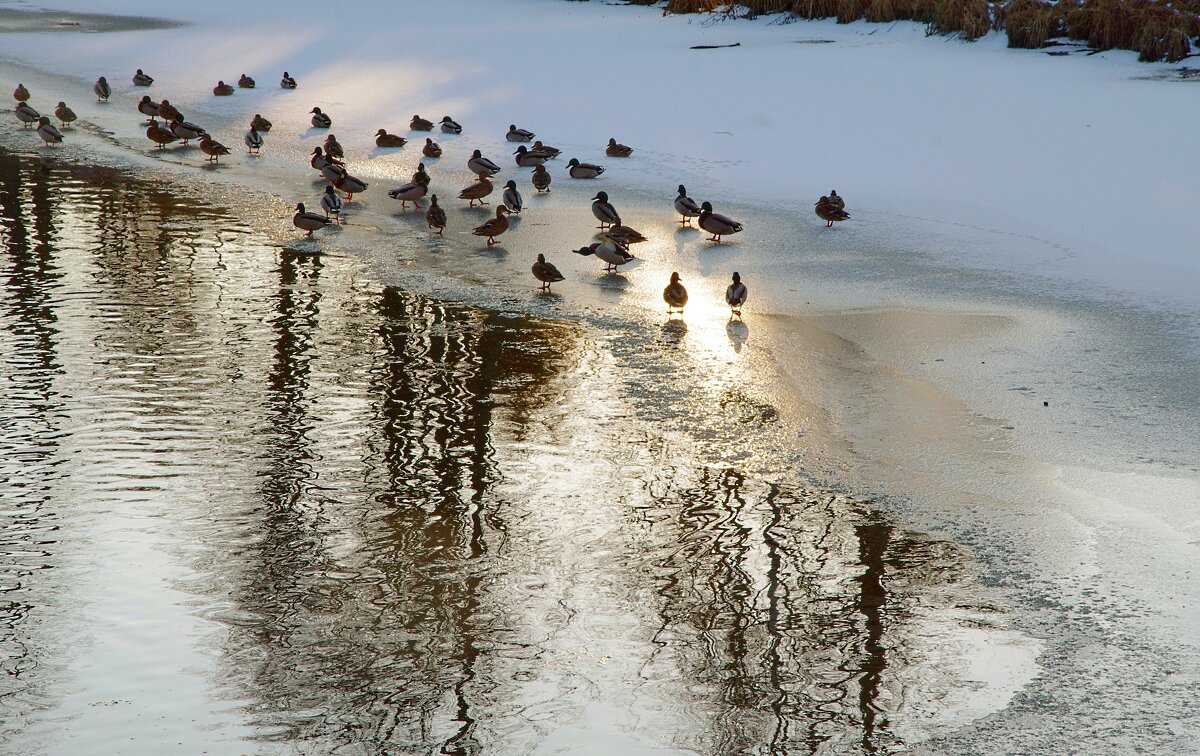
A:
[663,272,688,315]
[54,102,77,129]
[502,181,523,214]
[725,272,748,318]
[36,117,64,146]
[674,185,701,225]
[532,254,565,292]
[93,76,111,102]
[573,234,634,272]
[566,158,604,179]
[245,125,264,154]
[321,185,342,223]
[310,107,332,128]
[698,201,743,243]
[15,103,41,129]
[293,203,331,237]
[591,191,620,229]
[815,193,849,227]
[425,195,447,234]
[473,205,512,246]
[531,164,552,193]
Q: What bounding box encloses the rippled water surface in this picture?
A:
[0,147,1005,754]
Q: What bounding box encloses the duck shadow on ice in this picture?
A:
[473,244,507,260]
[592,272,632,292]
[727,320,749,352]
[661,318,688,343]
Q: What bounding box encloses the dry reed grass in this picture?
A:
[658,0,1196,62]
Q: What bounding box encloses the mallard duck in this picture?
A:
[250,113,272,132]
[199,134,231,162]
[458,177,493,207]
[293,203,331,237]
[388,180,427,209]
[322,160,348,184]
[36,117,63,146]
[725,272,748,317]
[412,163,431,187]
[425,194,446,234]
[374,129,406,148]
[605,138,633,158]
[472,205,511,245]
[138,96,159,121]
[310,107,331,128]
[168,115,206,145]
[15,103,40,129]
[245,126,263,154]
[280,72,297,89]
[422,138,442,158]
[506,124,535,142]
[531,140,560,159]
[532,254,565,291]
[213,81,234,96]
[567,158,604,179]
[698,201,743,243]
[13,83,30,102]
[573,235,635,272]
[663,272,688,314]
[335,173,368,201]
[311,146,333,170]
[827,190,845,211]
[591,191,620,229]
[467,149,501,178]
[53,102,76,128]
[674,185,701,225]
[324,134,344,160]
[513,145,547,167]
[606,225,647,245]
[531,164,551,193]
[321,185,342,223]
[439,115,462,134]
[145,119,178,149]
[502,180,523,213]
[132,69,154,87]
[238,74,255,89]
[93,76,111,102]
[156,100,180,122]
[815,196,850,227]
[410,114,434,131]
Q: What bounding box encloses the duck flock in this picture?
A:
[9,70,853,320]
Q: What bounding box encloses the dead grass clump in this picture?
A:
[929,0,992,38]
[665,0,728,12]
[838,0,867,22]
[1137,19,1195,60]
[793,0,841,18]
[1065,0,1197,61]
[656,0,1196,62]
[1005,0,1061,47]
[864,0,909,21]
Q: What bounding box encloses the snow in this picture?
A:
[3,0,1198,311]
